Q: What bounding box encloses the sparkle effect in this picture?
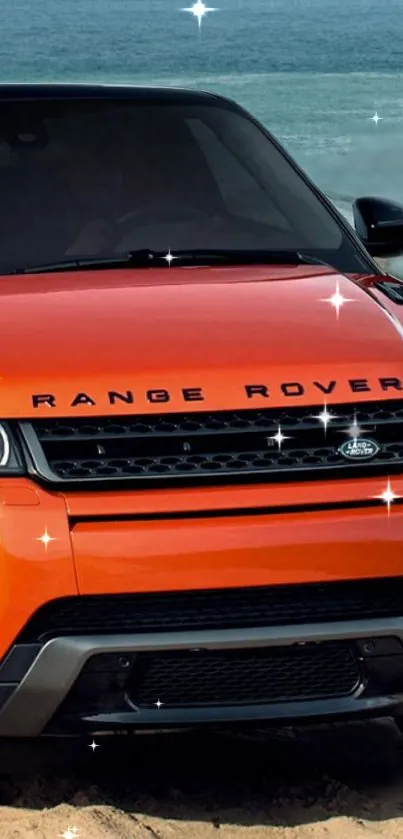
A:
[370,111,383,125]
[163,249,178,266]
[59,828,80,839]
[268,424,291,450]
[312,403,337,434]
[88,739,100,752]
[321,282,355,318]
[182,1,217,28]
[36,527,58,550]
[340,411,367,440]
[155,699,164,709]
[373,479,401,515]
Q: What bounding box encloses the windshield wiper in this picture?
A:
[12,248,334,275]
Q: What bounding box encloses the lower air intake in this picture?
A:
[130,644,360,706]
[50,642,361,727]
[14,577,403,644]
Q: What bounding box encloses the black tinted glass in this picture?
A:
[0,96,363,272]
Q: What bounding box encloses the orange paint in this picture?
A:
[0,467,402,660]
[0,479,77,658]
[0,265,400,417]
[0,264,402,662]
[70,506,403,596]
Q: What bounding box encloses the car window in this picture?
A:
[186,117,293,233]
[0,97,368,273]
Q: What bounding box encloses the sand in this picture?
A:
[1,718,403,838]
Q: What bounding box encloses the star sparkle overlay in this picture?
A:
[154,699,164,709]
[320,282,355,318]
[373,479,401,516]
[182,1,217,29]
[370,111,383,125]
[339,411,368,440]
[312,402,337,434]
[163,249,178,266]
[59,828,80,839]
[268,424,291,451]
[36,527,58,550]
[88,739,100,752]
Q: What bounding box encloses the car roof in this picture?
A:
[0,82,233,106]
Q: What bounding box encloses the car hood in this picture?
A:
[0,263,403,418]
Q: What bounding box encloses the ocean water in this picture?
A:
[1,0,403,233]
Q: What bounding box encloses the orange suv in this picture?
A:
[1,83,403,737]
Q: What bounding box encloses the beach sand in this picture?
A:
[1,719,403,838]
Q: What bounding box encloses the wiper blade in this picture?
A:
[13,248,334,275]
[14,252,152,275]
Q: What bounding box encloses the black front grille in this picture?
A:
[130,644,360,706]
[23,398,403,485]
[49,643,361,723]
[15,576,403,644]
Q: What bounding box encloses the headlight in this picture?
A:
[0,424,24,474]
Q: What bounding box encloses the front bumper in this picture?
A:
[1,620,403,735]
[1,475,403,735]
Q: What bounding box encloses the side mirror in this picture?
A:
[353,196,403,258]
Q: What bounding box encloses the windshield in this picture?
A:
[0,95,368,274]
